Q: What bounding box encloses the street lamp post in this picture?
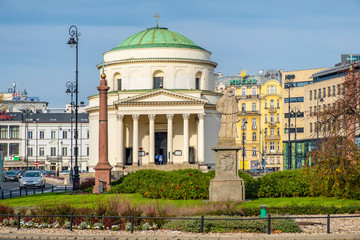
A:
[285,74,295,170]
[242,120,248,170]
[291,106,301,168]
[66,81,76,182]
[67,25,80,190]
[57,126,62,177]
[22,105,33,170]
[316,97,324,142]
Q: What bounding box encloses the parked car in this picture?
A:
[4,171,19,182]
[60,170,70,175]
[19,170,45,189]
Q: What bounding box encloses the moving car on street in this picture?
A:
[4,171,19,182]
[19,170,46,189]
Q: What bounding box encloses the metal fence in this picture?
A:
[0,213,359,234]
[0,186,72,199]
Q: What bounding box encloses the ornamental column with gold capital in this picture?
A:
[93,72,112,193]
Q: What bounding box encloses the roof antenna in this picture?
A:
[154,12,160,27]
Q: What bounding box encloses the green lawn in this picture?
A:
[1,192,359,210]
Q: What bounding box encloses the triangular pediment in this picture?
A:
[114,89,208,105]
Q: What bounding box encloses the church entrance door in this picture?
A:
[155,132,167,165]
[125,148,132,165]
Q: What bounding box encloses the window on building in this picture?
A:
[153,77,163,89]
[39,147,44,157]
[51,131,56,139]
[323,88,326,98]
[252,132,257,141]
[270,142,275,150]
[265,128,268,135]
[270,128,275,136]
[252,118,256,129]
[241,103,246,112]
[252,147,257,156]
[314,90,317,99]
[252,103,256,111]
[333,85,336,96]
[265,100,268,108]
[9,126,19,139]
[270,157,275,164]
[117,79,122,90]
[62,147,67,156]
[242,88,246,96]
[270,86,275,94]
[0,126,7,139]
[28,147,33,157]
[277,114,280,122]
[63,131,67,139]
[328,87,331,97]
[265,142,268,151]
[270,114,274,123]
[87,130,89,138]
[195,78,200,90]
[310,107,312,116]
[39,131,44,139]
[277,128,280,135]
[310,90,312,100]
[87,147,89,156]
[28,131,33,139]
[338,85,341,95]
[0,143,8,156]
[9,143,19,155]
[277,99,280,108]
[318,89,321,98]
[252,87,257,95]
[277,142,280,150]
[265,114,268,123]
[314,106,317,113]
[270,99,274,108]
[50,147,56,156]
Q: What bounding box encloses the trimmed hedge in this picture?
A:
[257,169,309,198]
[109,169,215,200]
[238,171,259,199]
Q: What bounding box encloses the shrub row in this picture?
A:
[164,217,301,233]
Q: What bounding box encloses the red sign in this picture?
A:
[35,161,38,166]
[0,111,12,120]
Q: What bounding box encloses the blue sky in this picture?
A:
[1,0,359,108]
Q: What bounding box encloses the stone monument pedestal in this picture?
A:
[209,144,245,202]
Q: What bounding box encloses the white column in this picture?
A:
[117,114,124,166]
[197,113,205,163]
[183,113,190,163]
[132,114,139,166]
[148,114,156,164]
[167,114,174,164]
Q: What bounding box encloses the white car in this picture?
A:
[19,171,46,189]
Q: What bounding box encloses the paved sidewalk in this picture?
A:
[0,232,359,240]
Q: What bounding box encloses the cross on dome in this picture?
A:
[154,12,160,27]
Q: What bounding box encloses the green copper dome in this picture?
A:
[109,27,206,51]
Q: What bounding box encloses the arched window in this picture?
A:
[252,132,257,141]
[195,72,202,90]
[113,73,122,91]
[153,71,164,89]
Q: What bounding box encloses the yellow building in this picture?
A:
[260,79,283,170]
[216,70,283,171]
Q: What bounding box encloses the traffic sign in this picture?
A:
[35,161,38,166]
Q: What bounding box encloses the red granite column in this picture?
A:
[93,73,112,193]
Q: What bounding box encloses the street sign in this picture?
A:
[35,161,38,166]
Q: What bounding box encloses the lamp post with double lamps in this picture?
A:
[66,81,76,182]
[290,106,301,168]
[67,25,80,190]
[22,105,33,170]
[316,97,324,142]
[242,120,248,170]
[285,74,295,170]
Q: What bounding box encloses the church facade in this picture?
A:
[87,26,221,171]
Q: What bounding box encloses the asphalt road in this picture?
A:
[0,181,72,199]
